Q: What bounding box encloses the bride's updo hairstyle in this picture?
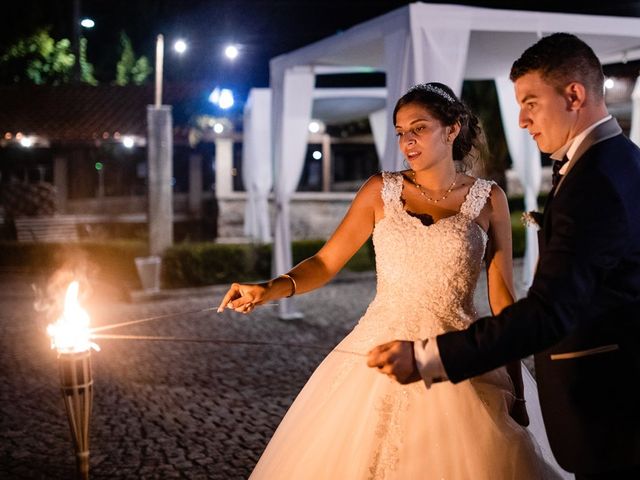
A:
[392,82,488,172]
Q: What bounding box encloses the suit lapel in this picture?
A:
[540,117,622,248]
[554,117,622,194]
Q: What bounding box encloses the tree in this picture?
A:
[115,32,151,86]
[0,29,74,85]
[79,37,97,86]
[0,28,97,85]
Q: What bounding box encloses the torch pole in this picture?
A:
[58,350,93,480]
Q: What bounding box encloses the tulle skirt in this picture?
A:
[250,330,571,479]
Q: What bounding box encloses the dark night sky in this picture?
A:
[2,0,640,103]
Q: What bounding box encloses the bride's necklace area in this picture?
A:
[408,170,457,203]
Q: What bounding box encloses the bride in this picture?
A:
[218,82,567,479]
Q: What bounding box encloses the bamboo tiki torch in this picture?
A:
[47,281,98,480]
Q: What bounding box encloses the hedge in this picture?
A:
[0,223,523,293]
[161,238,374,288]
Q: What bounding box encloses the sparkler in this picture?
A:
[91,333,366,356]
[47,281,98,480]
[89,304,365,356]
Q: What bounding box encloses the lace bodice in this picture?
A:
[355,172,495,344]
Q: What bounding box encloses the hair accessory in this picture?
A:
[410,83,457,103]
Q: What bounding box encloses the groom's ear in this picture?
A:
[564,82,587,111]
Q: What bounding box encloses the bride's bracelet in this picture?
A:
[279,274,297,297]
[514,397,526,403]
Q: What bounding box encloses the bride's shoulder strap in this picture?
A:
[460,178,496,219]
[380,171,404,212]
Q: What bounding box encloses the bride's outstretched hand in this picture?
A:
[217,282,267,314]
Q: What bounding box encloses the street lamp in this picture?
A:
[122,136,135,149]
[80,18,94,29]
[208,87,235,109]
[173,39,187,54]
[308,121,321,133]
[224,44,239,60]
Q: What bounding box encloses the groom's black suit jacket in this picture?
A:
[438,118,640,474]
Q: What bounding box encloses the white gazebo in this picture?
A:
[244,2,640,318]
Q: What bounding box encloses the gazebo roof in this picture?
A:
[271,3,640,77]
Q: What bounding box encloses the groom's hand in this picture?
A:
[367,340,422,384]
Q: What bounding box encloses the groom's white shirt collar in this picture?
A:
[550,115,611,175]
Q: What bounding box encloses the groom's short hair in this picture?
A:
[510,32,605,101]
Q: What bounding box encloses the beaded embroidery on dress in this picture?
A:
[250,172,566,480]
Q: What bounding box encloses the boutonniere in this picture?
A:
[521,211,543,230]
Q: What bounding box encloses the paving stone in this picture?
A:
[0,263,531,478]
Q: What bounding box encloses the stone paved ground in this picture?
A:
[0,260,526,479]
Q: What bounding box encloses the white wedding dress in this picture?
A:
[251,173,570,479]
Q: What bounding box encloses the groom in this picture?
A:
[368,33,640,479]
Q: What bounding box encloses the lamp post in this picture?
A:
[154,35,188,107]
[154,34,164,108]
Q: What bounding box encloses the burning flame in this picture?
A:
[47,281,99,353]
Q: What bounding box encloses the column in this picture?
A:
[188,153,203,215]
[321,133,331,192]
[214,137,233,198]
[147,105,173,255]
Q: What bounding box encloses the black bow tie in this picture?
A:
[551,156,569,190]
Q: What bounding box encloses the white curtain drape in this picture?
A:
[409,5,471,91]
[381,5,471,171]
[630,76,640,147]
[242,89,272,243]
[495,77,541,289]
[271,66,315,319]
[381,30,411,172]
[368,108,387,164]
